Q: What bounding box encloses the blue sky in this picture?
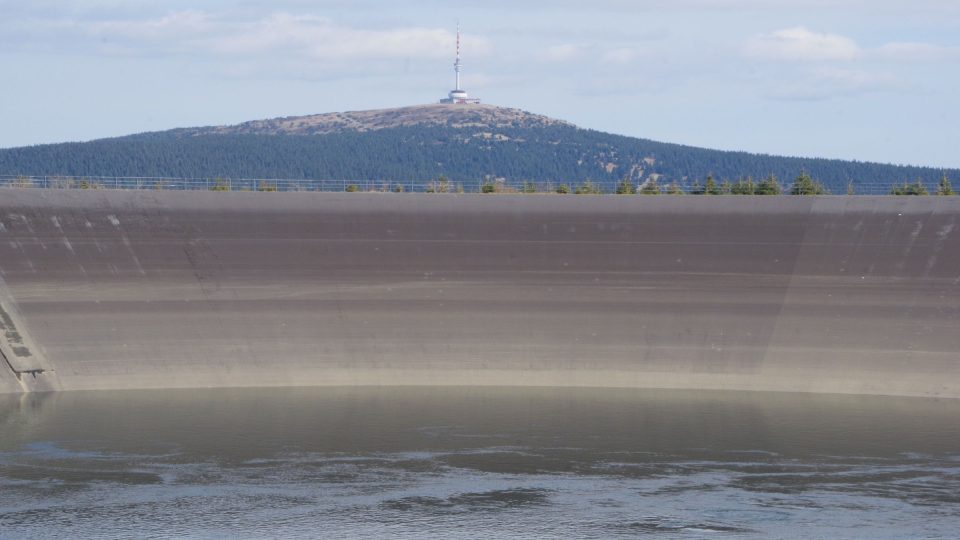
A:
[2,0,958,167]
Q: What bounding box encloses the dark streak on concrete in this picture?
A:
[0,304,27,347]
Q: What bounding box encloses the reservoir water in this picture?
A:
[1,387,958,539]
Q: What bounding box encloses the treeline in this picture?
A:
[1,124,957,195]
[617,172,954,196]
[376,171,955,196]
[4,171,954,195]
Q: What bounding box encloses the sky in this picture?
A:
[1,0,958,168]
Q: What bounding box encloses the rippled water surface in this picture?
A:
[1,387,959,539]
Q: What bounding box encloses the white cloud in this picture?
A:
[208,14,484,60]
[744,26,960,67]
[88,10,213,39]
[10,10,491,62]
[744,26,861,61]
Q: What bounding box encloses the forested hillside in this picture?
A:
[1,105,954,194]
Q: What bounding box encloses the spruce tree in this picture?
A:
[436,175,450,193]
[937,173,955,196]
[756,174,781,195]
[704,174,719,195]
[790,171,827,195]
[891,179,928,195]
[615,176,636,194]
[731,177,755,195]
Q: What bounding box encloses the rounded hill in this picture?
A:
[1,104,956,194]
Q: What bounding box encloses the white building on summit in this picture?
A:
[440,23,480,104]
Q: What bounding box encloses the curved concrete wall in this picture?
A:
[0,189,958,397]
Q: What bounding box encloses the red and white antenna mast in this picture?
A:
[454,20,462,91]
[440,20,479,104]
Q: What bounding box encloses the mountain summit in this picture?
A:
[1,104,956,194]
[174,104,571,137]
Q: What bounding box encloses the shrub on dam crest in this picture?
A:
[257,180,278,192]
[210,177,231,191]
[790,171,829,195]
[890,180,929,196]
[575,181,603,195]
[937,174,954,196]
[616,177,637,195]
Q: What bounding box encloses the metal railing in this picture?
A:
[0,175,434,193]
[0,174,944,195]
[0,175,586,194]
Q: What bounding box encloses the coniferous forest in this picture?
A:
[1,120,956,195]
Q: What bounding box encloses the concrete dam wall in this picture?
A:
[0,189,958,397]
